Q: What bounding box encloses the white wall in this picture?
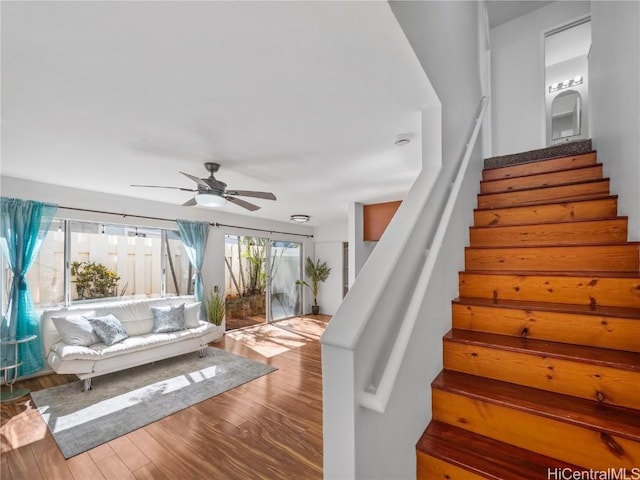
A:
[0,176,315,324]
[313,242,343,316]
[590,1,640,240]
[313,221,347,316]
[491,1,591,156]
[392,1,482,178]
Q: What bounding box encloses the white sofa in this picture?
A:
[42,296,222,390]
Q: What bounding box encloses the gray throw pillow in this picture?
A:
[52,312,100,346]
[88,314,129,346]
[183,302,201,328]
[151,303,186,333]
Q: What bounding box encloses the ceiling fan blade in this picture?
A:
[182,198,197,207]
[180,172,210,189]
[131,184,197,192]
[226,190,277,200]
[225,196,261,211]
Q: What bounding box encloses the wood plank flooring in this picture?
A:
[1,316,328,480]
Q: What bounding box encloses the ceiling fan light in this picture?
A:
[290,214,310,223]
[195,193,227,208]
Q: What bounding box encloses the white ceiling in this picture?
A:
[1,1,434,228]
[486,1,555,29]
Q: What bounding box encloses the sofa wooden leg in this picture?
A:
[199,348,206,358]
[83,378,92,391]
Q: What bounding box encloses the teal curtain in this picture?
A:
[176,220,209,320]
[1,197,57,377]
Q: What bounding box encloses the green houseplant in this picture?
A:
[296,256,331,315]
[205,289,226,327]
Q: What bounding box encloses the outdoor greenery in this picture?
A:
[225,236,289,298]
[206,289,226,326]
[70,261,122,300]
[242,238,267,296]
[296,256,331,307]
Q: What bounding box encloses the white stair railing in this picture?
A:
[321,97,488,479]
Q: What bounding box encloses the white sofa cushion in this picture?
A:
[51,312,99,346]
[184,302,201,328]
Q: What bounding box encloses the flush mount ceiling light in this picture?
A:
[195,193,227,208]
[290,214,310,224]
[549,76,583,93]
[394,137,411,146]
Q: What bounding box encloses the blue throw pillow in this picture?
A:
[88,314,129,346]
[151,303,186,333]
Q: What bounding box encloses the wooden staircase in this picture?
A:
[416,150,640,479]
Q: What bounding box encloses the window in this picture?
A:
[1,219,191,310]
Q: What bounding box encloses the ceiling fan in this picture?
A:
[131,162,276,211]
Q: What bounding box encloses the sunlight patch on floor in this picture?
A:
[226,317,328,358]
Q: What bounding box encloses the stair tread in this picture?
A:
[484,145,594,170]
[478,178,610,197]
[453,296,640,319]
[445,329,640,371]
[417,420,581,480]
[470,216,628,230]
[474,194,618,212]
[466,241,640,250]
[481,163,603,184]
[432,370,640,440]
[463,269,640,278]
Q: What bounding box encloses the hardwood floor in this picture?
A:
[1,316,328,480]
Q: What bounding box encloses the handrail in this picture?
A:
[360,96,489,412]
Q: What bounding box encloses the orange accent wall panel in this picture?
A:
[363,200,402,241]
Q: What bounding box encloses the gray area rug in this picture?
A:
[31,347,276,458]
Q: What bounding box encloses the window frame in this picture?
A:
[1,217,190,311]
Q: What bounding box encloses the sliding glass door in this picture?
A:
[224,235,302,329]
[267,241,302,322]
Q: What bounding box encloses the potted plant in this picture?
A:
[296,256,331,315]
[205,288,225,341]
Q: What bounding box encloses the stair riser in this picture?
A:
[482,153,597,181]
[452,303,640,353]
[458,273,640,309]
[474,197,618,227]
[477,180,610,209]
[480,165,603,194]
[417,452,486,480]
[432,389,640,471]
[469,219,628,247]
[443,342,640,409]
[465,245,640,272]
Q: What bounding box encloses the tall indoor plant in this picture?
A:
[296,256,331,315]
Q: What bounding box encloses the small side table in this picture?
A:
[0,334,37,403]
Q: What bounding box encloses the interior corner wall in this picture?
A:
[490,1,591,156]
[347,203,375,287]
[313,242,343,316]
[590,1,640,240]
[313,221,348,316]
[390,0,482,178]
